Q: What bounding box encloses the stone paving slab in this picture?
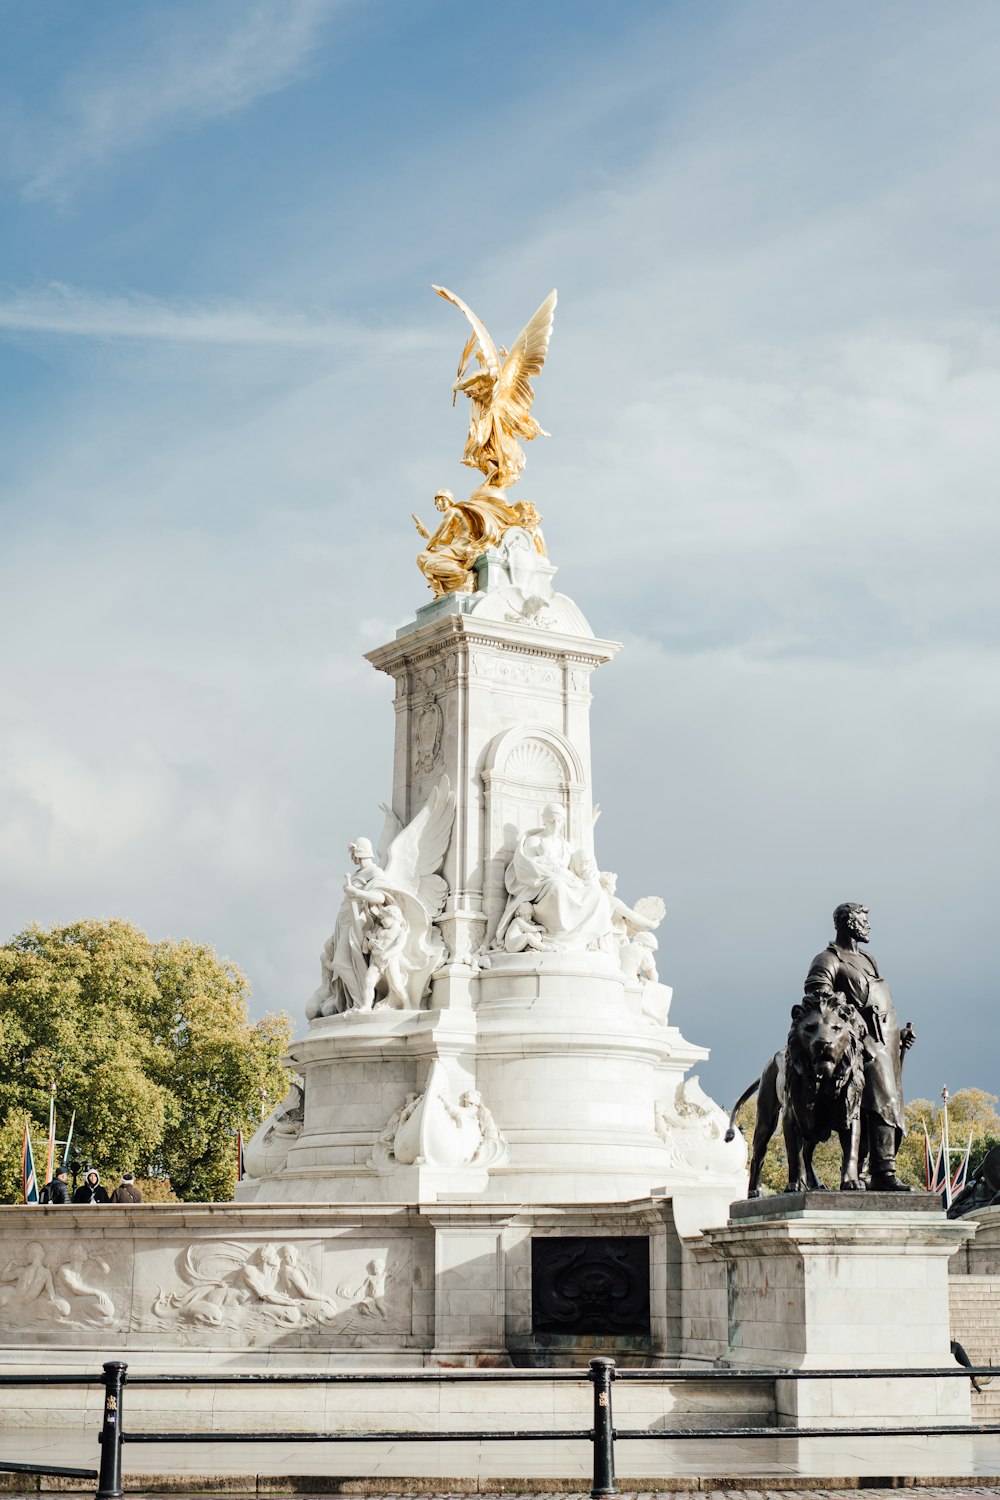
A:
[5,1431,1000,1494]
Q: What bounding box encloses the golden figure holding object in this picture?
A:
[414,286,556,597]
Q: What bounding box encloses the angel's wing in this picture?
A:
[376,803,403,869]
[433,286,501,382]
[381,776,455,915]
[497,290,557,425]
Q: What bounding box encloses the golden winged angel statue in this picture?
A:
[433,284,557,488]
[413,286,557,597]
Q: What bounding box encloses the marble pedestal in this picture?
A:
[700,1193,975,1426]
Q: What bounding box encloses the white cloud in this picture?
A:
[14,0,339,201]
[0,282,372,350]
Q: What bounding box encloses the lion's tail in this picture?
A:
[724,1078,761,1143]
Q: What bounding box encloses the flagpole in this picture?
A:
[941,1085,952,1210]
[44,1080,56,1187]
[61,1110,75,1169]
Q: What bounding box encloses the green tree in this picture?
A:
[897,1089,1000,1190]
[0,920,293,1203]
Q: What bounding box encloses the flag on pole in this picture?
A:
[44,1089,56,1187]
[236,1129,245,1184]
[923,1124,934,1190]
[951,1134,973,1196]
[22,1125,39,1205]
[928,1132,946,1193]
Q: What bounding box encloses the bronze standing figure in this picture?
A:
[804,902,915,1191]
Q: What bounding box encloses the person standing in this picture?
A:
[72,1168,109,1204]
[38,1165,70,1205]
[110,1172,142,1204]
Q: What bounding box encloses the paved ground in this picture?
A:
[5,1431,1000,1493]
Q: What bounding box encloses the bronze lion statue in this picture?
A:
[725,993,868,1197]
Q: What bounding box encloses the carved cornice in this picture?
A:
[365,613,619,681]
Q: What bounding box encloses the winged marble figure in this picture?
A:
[306,777,456,1019]
[433,285,557,488]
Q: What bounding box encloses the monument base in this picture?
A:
[0,1197,695,1378]
[697,1193,974,1426]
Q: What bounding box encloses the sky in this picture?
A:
[0,0,998,1113]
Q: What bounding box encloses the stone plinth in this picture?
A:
[700,1194,975,1426]
[957,1203,1000,1274]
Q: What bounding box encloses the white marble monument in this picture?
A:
[236,547,745,1218]
[0,286,969,1426]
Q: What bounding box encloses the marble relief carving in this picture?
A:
[306,776,455,1019]
[654,1077,747,1177]
[412,699,443,773]
[369,1062,507,1172]
[147,1242,411,1343]
[471,653,559,689]
[0,1242,117,1328]
[243,1082,305,1180]
[151,1242,336,1333]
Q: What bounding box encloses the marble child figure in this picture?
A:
[600,871,666,984]
[361,897,409,1009]
[503,902,555,954]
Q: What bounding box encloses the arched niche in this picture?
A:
[480,725,587,936]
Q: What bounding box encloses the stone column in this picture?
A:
[427,1209,511,1366]
[700,1193,975,1426]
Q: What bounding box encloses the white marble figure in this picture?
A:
[599,873,666,984]
[462,1090,507,1166]
[654,1076,748,1178]
[53,1244,116,1326]
[361,896,409,1008]
[367,1093,421,1172]
[337,1257,388,1318]
[243,1081,305,1182]
[369,1064,508,1172]
[0,1242,70,1322]
[306,776,456,1018]
[503,902,556,954]
[152,1242,335,1331]
[495,803,611,953]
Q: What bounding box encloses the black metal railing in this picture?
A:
[1,1357,999,1500]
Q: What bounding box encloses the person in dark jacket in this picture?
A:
[39,1166,70,1204]
[72,1168,110,1204]
[110,1172,143,1204]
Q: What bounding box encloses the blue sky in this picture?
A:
[1,0,998,1111]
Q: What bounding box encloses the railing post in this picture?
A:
[589,1356,617,1498]
[95,1360,126,1500]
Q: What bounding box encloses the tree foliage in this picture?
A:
[0,920,293,1203]
[897,1089,1000,1189]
